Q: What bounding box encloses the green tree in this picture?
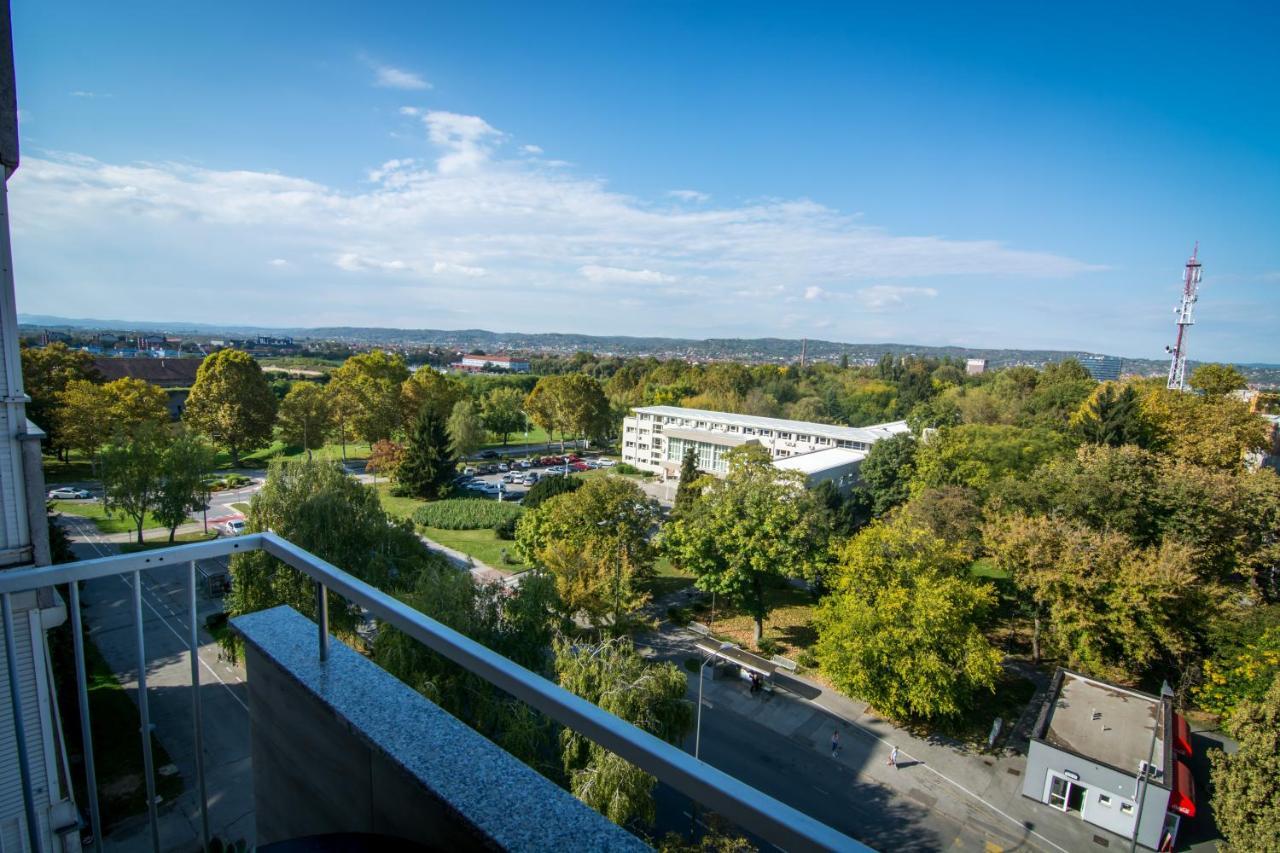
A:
[227,459,437,641]
[153,430,213,542]
[521,473,583,510]
[555,637,692,826]
[859,432,917,516]
[1140,386,1269,469]
[1072,383,1154,448]
[447,398,487,458]
[525,374,611,451]
[100,426,166,545]
[54,379,113,468]
[672,448,702,517]
[1196,626,1280,723]
[1209,675,1280,852]
[815,518,1001,720]
[400,367,465,423]
[901,486,983,560]
[20,342,99,458]
[395,409,455,499]
[184,349,278,466]
[517,477,659,630]
[276,382,332,459]
[911,423,1072,498]
[661,445,826,644]
[481,387,526,446]
[1190,363,1248,397]
[327,351,409,445]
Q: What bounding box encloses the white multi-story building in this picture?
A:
[620,405,909,489]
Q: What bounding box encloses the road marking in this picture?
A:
[68,518,250,714]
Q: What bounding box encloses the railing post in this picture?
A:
[316,582,329,662]
[132,572,161,853]
[188,562,211,851]
[2,592,44,853]
[68,581,104,852]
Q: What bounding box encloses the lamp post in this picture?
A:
[695,642,733,760]
[1129,682,1176,853]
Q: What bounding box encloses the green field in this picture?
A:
[420,526,527,572]
[51,500,165,535]
[968,557,1012,580]
[374,482,428,522]
[41,454,95,484]
[219,439,372,469]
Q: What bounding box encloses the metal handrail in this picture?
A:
[0,533,870,853]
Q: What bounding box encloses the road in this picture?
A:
[63,515,254,852]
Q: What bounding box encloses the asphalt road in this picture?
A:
[64,516,254,852]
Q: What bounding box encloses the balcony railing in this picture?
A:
[0,533,868,853]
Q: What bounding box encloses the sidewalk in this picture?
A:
[416,533,525,587]
[658,624,1119,853]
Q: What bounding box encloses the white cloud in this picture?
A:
[399,106,421,117]
[669,189,710,203]
[70,90,111,98]
[370,62,430,91]
[268,258,289,267]
[579,265,677,284]
[521,144,544,155]
[433,261,486,277]
[856,285,939,311]
[422,111,503,173]
[335,253,407,272]
[803,286,826,301]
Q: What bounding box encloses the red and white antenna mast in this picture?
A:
[1164,244,1202,391]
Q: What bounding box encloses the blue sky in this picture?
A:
[9,1,1279,361]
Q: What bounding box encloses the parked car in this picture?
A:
[478,449,499,459]
[222,519,247,536]
[463,466,477,476]
[522,472,540,485]
[516,460,531,469]
[501,473,516,483]
[48,487,92,500]
[498,462,510,472]
[597,459,617,467]
[570,461,590,471]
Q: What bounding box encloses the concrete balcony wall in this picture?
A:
[233,606,647,852]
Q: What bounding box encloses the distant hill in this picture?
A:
[19,313,1280,384]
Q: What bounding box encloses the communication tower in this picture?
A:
[1164,245,1202,391]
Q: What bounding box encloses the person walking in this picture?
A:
[831,730,841,758]
[887,745,900,768]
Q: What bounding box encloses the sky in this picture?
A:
[8,1,1279,361]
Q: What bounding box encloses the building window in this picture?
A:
[1120,803,1134,815]
[1098,795,1112,807]
[743,427,756,435]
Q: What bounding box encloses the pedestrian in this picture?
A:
[831,730,841,758]
[887,745,899,768]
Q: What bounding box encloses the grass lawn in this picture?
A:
[218,439,372,469]
[51,500,165,535]
[53,631,183,828]
[641,557,696,599]
[969,557,1011,580]
[420,526,527,571]
[41,453,96,484]
[231,502,252,514]
[482,424,553,450]
[705,584,819,659]
[118,530,219,553]
[373,481,428,522]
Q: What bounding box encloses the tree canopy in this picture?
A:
[184,349,277,465]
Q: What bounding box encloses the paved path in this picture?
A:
[63,516,254,852]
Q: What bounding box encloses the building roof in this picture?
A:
[462,353,527,363]
[1036,669,1169,782]
[93,357,202,388]
[663,426,758,447]
[632,405,910,444]
[772,447,867,475]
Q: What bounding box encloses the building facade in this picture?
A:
[1022,669,1195,850]
[1080,355,1123,382]
[453,353,531,373]
[965,358,988,375]
[620,405,908,483]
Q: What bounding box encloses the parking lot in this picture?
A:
[455,452,616,502]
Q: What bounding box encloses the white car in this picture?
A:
[597,459,617,467]
[498,462,510,472]
[501,473,516,484]
[48,487,92,500]
[223,519,247,536]
[463,466,478,476]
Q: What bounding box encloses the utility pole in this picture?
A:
[1130,683,1175,853]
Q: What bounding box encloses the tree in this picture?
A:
[227,459,438,642]
[481,387,526,446]
[1190,363,1247,397]
[520,473,583,509]
[1071,383,1154,448]
[672,448,702,517]
[20,342,99,457]
[555,637,692,826]
[525,374,611,451]
[1196,626,1280,723]
[100,426,166,544]
[327,351,409,445]
[815,518,1001,720]
[516,476,659,629]
[661,445,826,644]
[184,349,278,466]
[366,439,405,482]
[54,379,112,467]
[153,430,213,542]
[910,423,1072,498]
[395,409,455,499]
[858,432,917,516]
[1140,387,1267,469]
[400,367,464,423]
[901,486,983,560]
[447,398,487,458]
[1209,675,1280,852]
[277,382,332,459]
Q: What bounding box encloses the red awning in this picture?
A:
[1172,713,1193,757]
[1170,759,1196,818]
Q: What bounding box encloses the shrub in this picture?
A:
[494,515,519,540]
[615,463,648,476]
[796,648,818,669]
[757,637,781,657]
[413,499,523,530]
[521,474,583,509]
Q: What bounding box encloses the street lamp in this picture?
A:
[695,642,733,760]
[1129,681,1176,853]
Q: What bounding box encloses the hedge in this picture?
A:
[413,499,524,530]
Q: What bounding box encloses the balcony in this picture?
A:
[0,533,866,852]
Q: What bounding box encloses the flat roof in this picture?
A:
[632,405,910,445]
[663,426,759,447]
[1040,670,1167,779]
[772,447,867,475]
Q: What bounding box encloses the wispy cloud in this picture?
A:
[69,91,111,98]
[521,144,544,155]
[856,285,939,311]
[669,189,710,203]
[580,265,676,284]
[422,111,503,173]
[366,58,430,90]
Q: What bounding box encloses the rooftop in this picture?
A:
[772,446,867,475]
[632,405,910,444]
[1038,670,1167,780]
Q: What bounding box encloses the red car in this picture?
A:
[570,461,590,471]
